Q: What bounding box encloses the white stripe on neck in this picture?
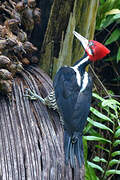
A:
[71,56,89,86]
[80,72,88,92]
[73,56,89,68]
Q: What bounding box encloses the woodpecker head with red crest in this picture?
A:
[73,31,110,61]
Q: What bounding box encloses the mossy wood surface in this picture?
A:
[40,0,99,77]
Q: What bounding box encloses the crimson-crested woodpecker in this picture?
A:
[25,31,110,168]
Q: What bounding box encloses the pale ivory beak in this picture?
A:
[73,31,92,55]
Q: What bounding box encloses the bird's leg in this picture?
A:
[24,88,58,109]
[24,88,46,104]
[24,88,64,126]
[8,0,16,9]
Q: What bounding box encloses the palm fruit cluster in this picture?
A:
[0,0,41,96]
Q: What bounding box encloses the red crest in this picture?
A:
[86,40,110,61]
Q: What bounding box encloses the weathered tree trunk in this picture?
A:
[0,66,84,180]
[40,0,99,77]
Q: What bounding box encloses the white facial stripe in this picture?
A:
[80,72,88,92]
[76,56,89,67]
[71,56,89,87]
[71,67,81,86]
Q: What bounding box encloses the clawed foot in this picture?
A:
[24,88,45,105]
[24,88,38,100]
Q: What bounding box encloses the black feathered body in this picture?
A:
[54,66,92,131]
[53,55,93,167]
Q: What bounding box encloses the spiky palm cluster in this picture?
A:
[0,0,41,96]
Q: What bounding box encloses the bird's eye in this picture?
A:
[89,41,94,47]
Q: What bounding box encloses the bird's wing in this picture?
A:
[53,67,92,132]
[71,86,92,132]
[53,67,80,124]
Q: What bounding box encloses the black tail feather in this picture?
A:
[75,136,84,167]
[64,131,71,164]
[70,142,75,168]
[64,130,84,168]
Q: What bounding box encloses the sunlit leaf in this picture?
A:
[90,107,114,124]
[87,117,113,133]
[100,13,120,29]
[106,9,120,15]
[113,140,120,147]
[102,99,120,108]
[114,129,120,138]
[112,151,120,157]
[92,93,104,102]
[106,169,120,176]
[87,161,104,173]
[84,136,111,144]
[105,29,120,45]
[117,47,120,62]
[109,159,120,167]
[113,13,120,21]
[93,156,107,163]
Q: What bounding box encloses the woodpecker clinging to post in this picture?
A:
[25,31,110,168]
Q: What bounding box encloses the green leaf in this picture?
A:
[87,161,104,173]
[106,9,120,15]
[100,0,105,5]
[84,136,111,144]
[113,140,120,147]
[93,156,107,163]
[87,118,113,133]
[85,162,99,180]
[92,93,104,102]
[83,138,88,161]
[83,123,92,134]
[116,126,120,130]
[84,137,99,180]
[113,13,120,21]
[100,15,115,29]
[114,128,120,138]
[101,13,120,29]
[106,169,120,176]
[90,107,114,124]
[95,145,110,153]
[109,112,118,120]
[117,47,120,62]
[102,99,120,109]
[105,29,120,45]
[88,129,103,138]
[112,151,120,157]
[109,159,120,167]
